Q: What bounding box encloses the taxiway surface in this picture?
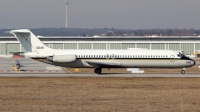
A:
[0,57,65,73]
[0,73,199,77]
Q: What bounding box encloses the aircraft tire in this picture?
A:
[181,70,185,74]
[94,68,102,74]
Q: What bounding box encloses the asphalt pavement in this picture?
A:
[0,73,199,77]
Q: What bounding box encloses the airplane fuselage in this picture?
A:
[30,49,195,69]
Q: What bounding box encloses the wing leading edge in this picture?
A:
[86,61,122,68]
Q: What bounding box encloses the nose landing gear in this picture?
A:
[181,68,186,74]
[181,70,185,74]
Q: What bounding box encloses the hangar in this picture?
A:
[0,36,199,56]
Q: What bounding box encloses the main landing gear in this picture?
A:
[94,68,102,74]
[181,68,186,74]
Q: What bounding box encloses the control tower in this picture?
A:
[65,1,69,28]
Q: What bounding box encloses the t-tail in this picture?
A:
[10,29,53,57]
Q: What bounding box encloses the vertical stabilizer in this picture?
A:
[10,29,51,54]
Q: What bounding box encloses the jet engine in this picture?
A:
[47,54,76,63]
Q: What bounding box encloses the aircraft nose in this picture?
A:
[193,60,196,66]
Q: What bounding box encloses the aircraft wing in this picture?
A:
[86,61,122,68]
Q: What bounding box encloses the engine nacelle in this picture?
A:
[49,54,76,63]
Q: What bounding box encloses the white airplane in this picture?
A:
[10,29,195,74]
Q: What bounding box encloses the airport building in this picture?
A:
[0,36,200,56]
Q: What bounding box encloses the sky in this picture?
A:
[0,0,200,29]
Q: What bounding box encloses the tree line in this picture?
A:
[0,28,199,36]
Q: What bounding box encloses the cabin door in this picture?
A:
[170,55,175,62]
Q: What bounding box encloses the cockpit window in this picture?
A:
[178,52,184,57]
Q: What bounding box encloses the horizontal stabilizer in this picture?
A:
[10,29,31,34]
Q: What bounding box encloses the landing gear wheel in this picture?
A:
[181,70,185,74]
[94,68,102,74]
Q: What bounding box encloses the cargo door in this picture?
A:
[170,55,175,62]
